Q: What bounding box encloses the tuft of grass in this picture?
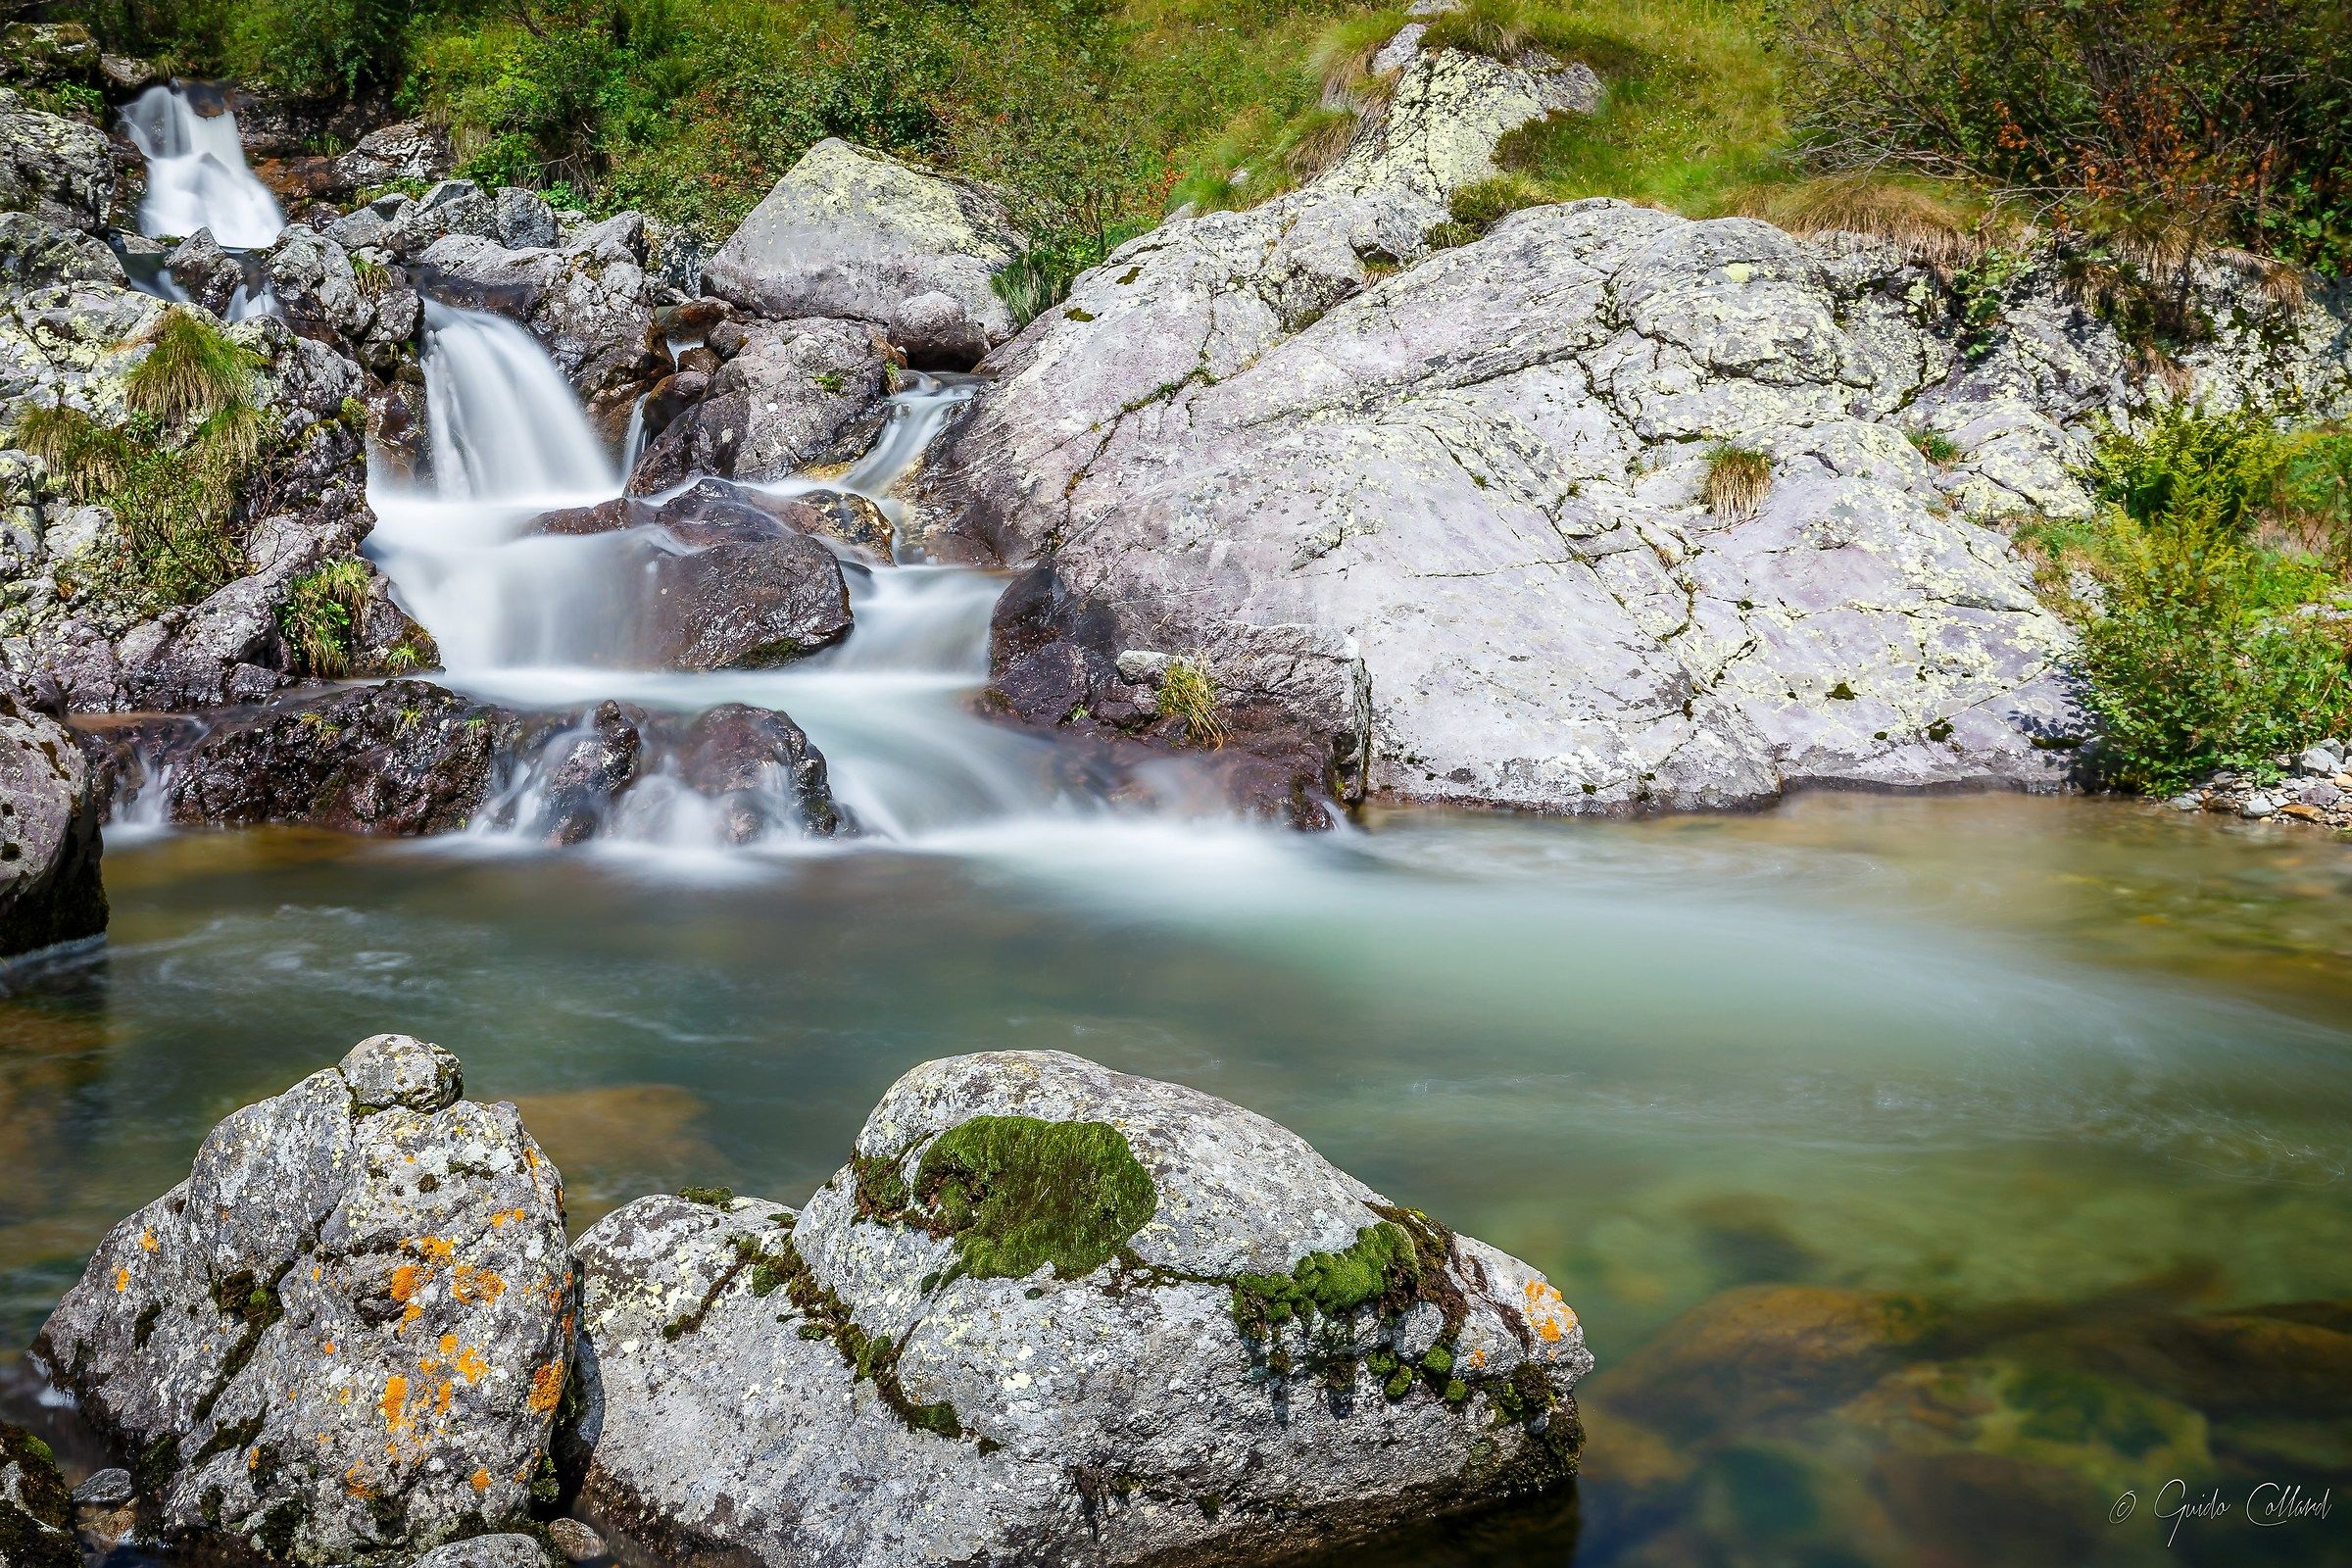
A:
[124,307,262,428]
[12,404,131,503]
[1157,656,1228,747]
[278,558,374,678]
[1906,426,1961,466]
[1701,442,1772,519]
[1726,173,1991,270]
[1420,0,1539,61]
[350,255,392,300]
[1310,10,1409,98]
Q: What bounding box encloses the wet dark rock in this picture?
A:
[544,1517,604,1563]
[0,1419,76,1568]
[530,481,853,670]
[165,679,519,834]
[624,318,888,495]
[33,1035,575,1566]
[526,700,643,847]
[165,226,241,316]
[69,1467,133,1507]
[674,702,842,840]
[569,1050,1591,1568]
[0,673,107,958]
[413,1536,559,1568]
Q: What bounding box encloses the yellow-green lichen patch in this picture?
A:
[910,1115,1158,1282]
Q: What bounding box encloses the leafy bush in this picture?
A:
[2024,406,2352,794]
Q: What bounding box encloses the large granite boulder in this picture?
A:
[568,1050,1591,1567]
[0,88,113,236]
[531,481,855,669]
[624,317,891,494]
[331,121,454,194]
[32,1035,576,1565]
[704,139,1026,368]
[920,49,2352,816]
[0,673,105,957]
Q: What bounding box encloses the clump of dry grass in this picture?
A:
[1158,657,1228,748]
[1728,174,1989,270]
[1702,441,1772,519]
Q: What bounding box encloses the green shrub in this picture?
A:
[2027,407,2352,794]
[279,558,375,678]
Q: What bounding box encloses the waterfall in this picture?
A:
[121,84,284,250]
[367,309,1123,851]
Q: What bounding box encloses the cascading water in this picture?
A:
[120,84,284,249]
[368,302,1123,849]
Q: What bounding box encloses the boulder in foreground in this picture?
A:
[34,1035,574,1565]
[569,1050,1590,1567]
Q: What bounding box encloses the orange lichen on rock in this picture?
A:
[1522,1278,1579,1344]
[452,1265,506,1305]
[438,1334,460,1357]
[454,1346,488,1384]
[139,1229,158,1253]
[471,1468,491,1494]
[528,1361,564,1416]
[381,1374,411,1433]
[344,1464,371,1497]
[112,1268,128,1293]
[388,1264,422,1302]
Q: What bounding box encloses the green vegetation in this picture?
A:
[1906,426,1961,466]
[2018,405,2352,795]
[911,1115,1158,1282]
[1701,442,1772,520]
[278,558,372,678]
[1157,657,1227,748]
[8,309,267,611]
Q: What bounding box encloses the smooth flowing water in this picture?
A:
[119,84,283,249]
[9,278,2351,1566]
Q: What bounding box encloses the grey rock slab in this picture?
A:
[406,1535,556,1568]
[570,1050,1590,1568]
[625,317,889,493]
[704,138,1025,368]
[0,672,105,956]
[0,88,113,234]
[0,209,122,288]
[71,1466,134,1507]
[33,1036,575,1565]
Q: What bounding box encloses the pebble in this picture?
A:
[2168,793,2203,811]
[2303,781,2344,808]
[2296,746,2341,774]
[547,1518,607,1563]
[72,1467,134,1507]
[2239,793,2278,819]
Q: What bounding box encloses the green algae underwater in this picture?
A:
[2,791,2348,1567]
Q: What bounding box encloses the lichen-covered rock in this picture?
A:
[332,122,453,194]
[921,49,2352,816]
[0,87,114,235]
[0,1419,77,1568]
[408,1534,557,1568]
[704,139,1026,368]
[0,209,122,288]
[625,317,889,493]
[0,671,106,957]
[569,1050,1590,1568]
[0,287,408,712]
[32,1035,575,1566]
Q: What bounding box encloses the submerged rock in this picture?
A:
[531,481,854,670]
[704,138,1025,368]
[0,673,106,958]
[33,1035,575,1565]
[569,1050,1590,1567]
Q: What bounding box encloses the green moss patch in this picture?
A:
[907,1115,1158,1283]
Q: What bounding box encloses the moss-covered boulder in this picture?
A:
[33,1035,576,1565]
[0,87,112,235]
[568,1050,1591,1567]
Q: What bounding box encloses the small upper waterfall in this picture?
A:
[121,84,284,249]
[366,304,1134,849]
